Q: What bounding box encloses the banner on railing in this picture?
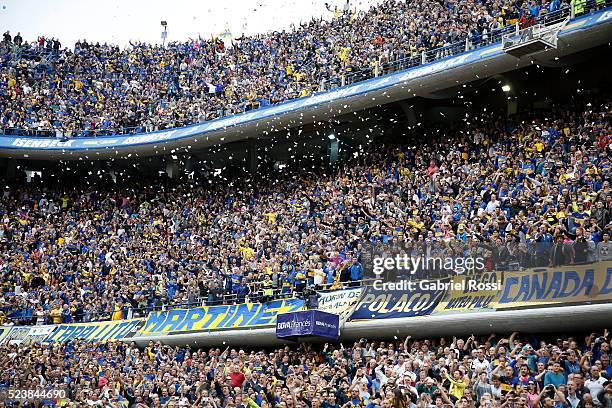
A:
[0,263,609,344]
[276,310,340,340]
[141,299,305,335]
[0,325,56,345]
[0,327,11,344]
[45,319,144,343]
[317,288,363,318]
[494,262,612,309]
[436,272,502,312]
[350,286,445,320]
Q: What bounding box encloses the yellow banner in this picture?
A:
[141,299,305,335]
[436,272,502,312]
[494,262,612,308]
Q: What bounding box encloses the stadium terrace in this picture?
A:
[0,0,610,407]
[0,0,596,138]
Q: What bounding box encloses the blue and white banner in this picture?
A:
[1,325,56,345]
[45,319,144,343]
[276,310,340,340]
[350,286,445,320]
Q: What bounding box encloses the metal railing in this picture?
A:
[4,234,611,326]
[0,0,609,139]
[1,278,376,326]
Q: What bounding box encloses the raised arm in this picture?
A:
[438,383,453,405]
[404,335,413,355]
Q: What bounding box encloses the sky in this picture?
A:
[0,0,381,47]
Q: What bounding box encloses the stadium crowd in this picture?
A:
[0,331,611,407]
[0,0,582,137]
[0,95,610,325]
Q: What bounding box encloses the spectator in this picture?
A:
[585,367,608,405]
[49,303,62,324]
[61,303,73,323]
[544,362,566,388]
[0,98,610,325]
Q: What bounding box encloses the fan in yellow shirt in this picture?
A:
[443,368,468,400]
[111,303,123,321]
[239,245,255,260]
[407,218,424,233]
[534,140,545,152]
[50,306,63,324]
[338,47,351,64]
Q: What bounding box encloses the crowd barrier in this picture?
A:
[1,262,610,345]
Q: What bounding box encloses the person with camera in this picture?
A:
[532,384,567,408]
